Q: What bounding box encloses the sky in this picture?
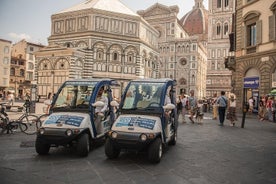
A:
[0,0,208,45]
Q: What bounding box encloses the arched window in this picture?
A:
[217,24,221,35]
[97,49,104,60]
[217,0,222,8]
[113,52,118,61]
[224,0,229,7]
[20,69,25,77]
[224,23,229,35]
[10,68,15,76]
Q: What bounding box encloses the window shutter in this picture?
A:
[241,26,245,49]
[269,15,276,41]
[256,20,262,45]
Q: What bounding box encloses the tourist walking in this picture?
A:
[180,94,188,123]
[187,90,198,124]
[226,94,237,126]
[217,91,228,126]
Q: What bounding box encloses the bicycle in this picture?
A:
[0,101,40,135]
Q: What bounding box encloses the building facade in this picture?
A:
[11,39,45,98]
[206,0,235,98]
[227,0,276,110]
[0,39,12,98]
[35,0,159,99]
[138,2,207,98]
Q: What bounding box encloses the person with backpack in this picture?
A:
[217,91,228,126]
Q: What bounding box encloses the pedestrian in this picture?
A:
[258,95,266,121]
[266,96,274,122]
[181,94,188,123]
[212,93,218,120]
[226,94,237,126]
[187,90,198,124]
[93,86,108,135]
[217,91,228,126]
[176,95,183,119]
[248,97,254,114]
[7,92,14,106]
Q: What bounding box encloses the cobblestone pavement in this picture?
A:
[0,104,276,184]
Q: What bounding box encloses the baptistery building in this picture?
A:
[35,0,159,99]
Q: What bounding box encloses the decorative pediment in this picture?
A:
[137,3,179,17]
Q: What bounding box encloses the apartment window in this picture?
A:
[3,57,9,64]
[30,47,34,52]
[19,69,24,77]
[10,68,15,76]
[269,2,276,41]
[242,11,261,53]
[29,54,34,60]
[4,46,9,54]
[28,62,34,70]
[3,68,8,75]
[248,23,257,46]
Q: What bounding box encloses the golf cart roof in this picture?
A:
[63,78,119,86]
[131,78,176,85]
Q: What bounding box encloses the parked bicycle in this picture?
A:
[0,101,40,135]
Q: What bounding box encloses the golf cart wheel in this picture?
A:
[76,133,90,157]
[169,131,177,146]
[105,138,120,159]
[35,137,50,155]
[148,137,162,163]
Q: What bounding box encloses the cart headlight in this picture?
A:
[66,129,73,136]
[140,134,147,141]
[111,131,118,139]
[39,128,45,135]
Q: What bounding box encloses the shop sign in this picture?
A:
[244,76,259,88]
[272,82,276,88]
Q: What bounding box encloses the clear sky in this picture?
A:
[0,0,208,45]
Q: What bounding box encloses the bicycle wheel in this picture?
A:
[37,114,50,128]
[19,114,40,135]
[0,115,8,134]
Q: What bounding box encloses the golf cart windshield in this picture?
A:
[122,82,165,112]
[53,81,96,110]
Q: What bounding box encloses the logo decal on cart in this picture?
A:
[116,117,156,130]
[45,115,84,127]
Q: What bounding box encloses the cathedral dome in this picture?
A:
[180,0,208,39]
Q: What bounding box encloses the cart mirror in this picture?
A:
[163,103,175,110]
[92,101,105,107]
[110,100,119,107]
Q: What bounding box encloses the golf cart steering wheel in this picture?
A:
[148,102,160,107]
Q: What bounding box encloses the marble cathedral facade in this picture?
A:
[138,3,207,98]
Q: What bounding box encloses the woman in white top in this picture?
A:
[226,95,237,126]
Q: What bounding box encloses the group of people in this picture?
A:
[177,90,239,126]
[258,95,275,122]
[176,90,201,124]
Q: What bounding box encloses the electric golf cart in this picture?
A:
[105,78,178,163]
[35,78,119,157]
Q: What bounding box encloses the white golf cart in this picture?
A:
[35,79,119,157]
[105,78,178,163]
